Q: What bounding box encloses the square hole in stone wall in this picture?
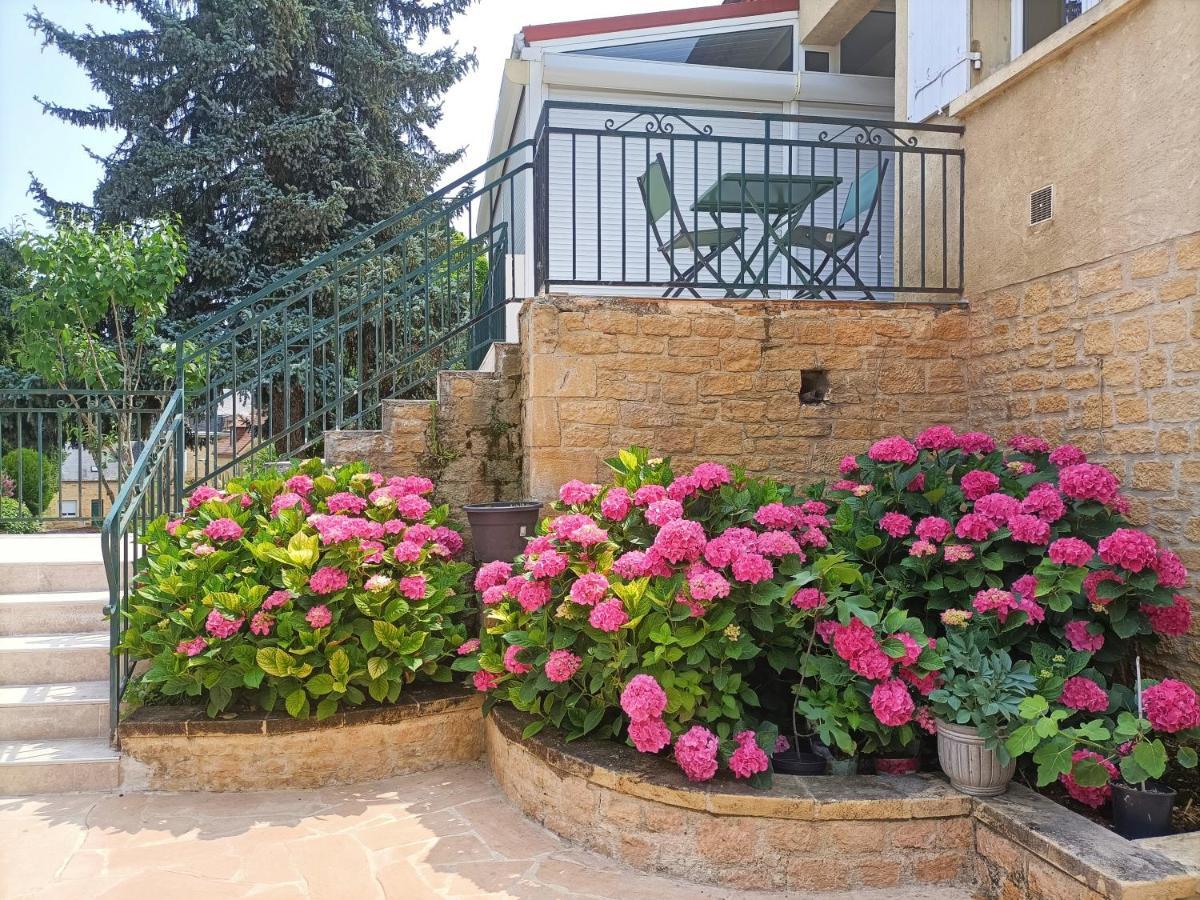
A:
[800,369,830,405]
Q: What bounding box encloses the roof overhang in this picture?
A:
[520,0,796,45]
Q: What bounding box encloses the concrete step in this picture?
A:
[0,632,109,686]
[0,737,119,793]
[0,591,107,636]
[0,681,108,740]
[0,534,107,594]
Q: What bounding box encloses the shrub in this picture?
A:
[117,459,472,719]
[1,448,58,515]
[0,496,41,534]
[459,447,847,784]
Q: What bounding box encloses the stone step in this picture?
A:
[0,632,109,686]
[0,681,108,740]
[0,737,119,793]
[0,534,107,594]
[0,591,108,636]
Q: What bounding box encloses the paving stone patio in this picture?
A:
[0,762,977,899]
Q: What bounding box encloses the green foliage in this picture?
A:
[117,459,472,719]
[1,449,59,516]
[0,497,42,534]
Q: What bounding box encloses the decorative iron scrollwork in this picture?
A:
[604,111,714,136]
[817,123,919,147]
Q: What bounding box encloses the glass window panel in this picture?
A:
[804,50,831,72]
[840,11,895,77]
[569,26,794,72]
[1023,0,1085,51]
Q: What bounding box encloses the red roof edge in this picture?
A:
[521,0,796,46]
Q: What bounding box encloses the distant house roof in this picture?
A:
[59,447,119,482]
[521,0,795,45]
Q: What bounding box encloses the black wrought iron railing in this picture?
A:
[532,101,964,299]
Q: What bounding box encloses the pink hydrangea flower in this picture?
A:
[755,531,803,559]
[1009,435,1051,454]
[399,575,427,600]
[457,638,480,655]
[364,574,391,593]
[1049,444,1087,467]
[473,670,498,692]
[830,479,859,491]
[326,492,367,515]
[1152,549,1189,588]
[754,503,795,529]
[284,474,313,495]
[907,472,927,493]
[1009,513,1051,545]
[687,566,731,602]
[816,619,840,642]
[570,522,609,547]
[867,436,918,465]
[544,649,581,683]
[566,572,606,606]
[612,551,649,579]
[475,560,513,591]
[1098,528,1159,573]
[270,492,311,518]
[943,544,975,563]
[559,480,601,505]
[388,475,434,496]
[1084,569,1124,606]
[1061,750,1117,808]
[1064,619,1104,652]
[621,674,668,721]
[915,516,952,543]
[916,706,937,734]
[249,611,274,636]
[628,717,672,753]
[974,493,1021,525]
[262,590,291,611]
[870,679,915,727]
[1049,538,1094,567]
[941,608,973,627]
[791,588,826,610]
[305,604,332,629]
[1141,594,1193,637]
[667,475,700,502]
[909,540,938,557]
[833,618,892,681]
[973,588,1019,621]
[600,487,632,520]
[645,499,684,527]
[729,731,770,779]
[731,552,773,584]
[517,579,552,612]
[774,735,791,754]
[1060,676,1109,712]
[202,518,244,542]
[392,541,421,564]
[879,512,913,539]
[503,644,532,675]
[589,599,629,633]
[960,470,1001,501]
[957,432,996,454]
[632,484,667,507]
[529,548,568,580]
[1021,484,1066,523]
[432,526,463,557]
[1058,463,1120,504]
[176,636,208,656]
[674,725,720,781]
[186,485,224,510]
[838,455,859,475]
[916,425,958,451]
[903,668,941,697]
[691,462,732,490]
[310,567,348,595]
[1143,679,1200,733]
[891,632,922,667]
[955,514,998,542]
[205,609,244,638]
[395,494,432,521]
[653,518,706,564]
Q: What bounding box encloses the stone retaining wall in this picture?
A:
[117,683,483,791]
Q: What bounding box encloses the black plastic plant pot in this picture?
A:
[772,748,828,775]
[463,501,543,564]
[1112,781,1177,839]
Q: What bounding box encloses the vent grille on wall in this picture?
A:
[1030,185,1053,225]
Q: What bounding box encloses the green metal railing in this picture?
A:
[101,141,535,734]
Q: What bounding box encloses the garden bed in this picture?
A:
[117,681,483,791]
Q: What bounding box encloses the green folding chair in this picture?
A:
[638,153,745,298]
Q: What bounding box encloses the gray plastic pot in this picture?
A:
[462,501,542,563]
[936,720,1015,796]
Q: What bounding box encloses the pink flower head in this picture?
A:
[628,717,672,754]
[544,649,581,683]
[1098,528,1159,573]
[1060,676,1109,713]
[754,530,803,559]
[973,588,1019,621]
[432,526,463,557]
[1012,574,1038,605]
[774,735,791,754]
[960,469,1001,501]
[1049,444,1087,467]
[907,472,927,493]
[205,609,244,638]
[1009,513,1051,545]
[613,550,650,579]
[653,518,707,564]
[285,474,314,495]
[903,668,942,697]
[326,492,367,515]
[600,487,632,520]
[833,618,893,681]
[525,535,554,555]
[1084,569,1124,606]
[674,725,720,781]
[1142,679,1200,733]
[481,585,507,606]
[916,424,958,451]
[802,500,829,515]
[916,706,937,734]
[703,527,755,568]
[691,462,732,490]
[309,566,348,595]
[974,493,1021,525]
[392,541,422,564]
[621,674,668,722]
[305,604,332,629]
[516,579,552,613]
[473,670,498,692]
[475,560,513,591]
[940,608,973,627]
[943,544,975,563]
[891,632,922,667]
[559,480,601,506]
[731,551,774,584]
[1058,463,1120,504]
[830,479,859,492]
[957,432,997,454]
[1049,538,1094,567]
[687,565,730,602]
[388,475,434,496]
[754,503,795,529]
[270,492,311,518]
[955,514,998,542]
[645,498,684,526]
[816,619,840,642]
[1141,594,1193,637]
[1021,484,1066,523]
[798,527,829,549]
[870,678,915,727]
[249,611,274,636]
[839,455,859,475]
[528,548,568,580]
[791,587,827,610]
[729,732,770,779]
[667,475,700,502]
[632,484,668,507]
[1064,619,1105,652]
[1009,435,1051,454]
[395,494,432,521]
[909,540,938,558]
[569,522,608,547]
[176,636,208,656]
[457,638,480,656]
[503,644,531,675]
[879,512,913,539]
[1152,549,1189,589]
[202,517,244,542]
[1061,750,1117,808]
[867,436,918,465]
[569,572,609,606]
[399,575,427,600]
[186,485,224,510]
[915,516,952,543]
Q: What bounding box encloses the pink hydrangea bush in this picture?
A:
[116,459,471,719]
[459,447,841,784]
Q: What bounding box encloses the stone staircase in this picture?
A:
[0,534,117,794]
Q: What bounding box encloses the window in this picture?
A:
[569,26,794,72]
[60,500,78,518]
[1014,0,1100,56]
[804,50,831,73]
[840,11,895,77]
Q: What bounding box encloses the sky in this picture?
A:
[0,0,715,229]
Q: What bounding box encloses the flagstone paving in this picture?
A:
[0,762,976,899]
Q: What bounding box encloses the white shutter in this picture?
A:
[906,0,971,121]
